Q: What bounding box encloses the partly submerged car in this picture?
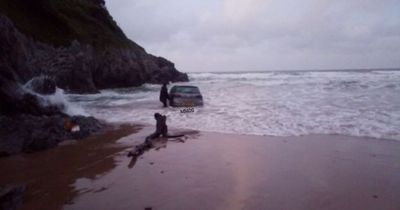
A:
[169,85,203,107]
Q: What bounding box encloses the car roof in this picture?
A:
[171,85,199,89]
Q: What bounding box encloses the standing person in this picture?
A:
[159,82,169,107]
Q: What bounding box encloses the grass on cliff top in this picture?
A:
[0,0,143,51]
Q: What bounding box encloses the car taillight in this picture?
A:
[174,94,182,98]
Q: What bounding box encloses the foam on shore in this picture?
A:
[68,70,400,141]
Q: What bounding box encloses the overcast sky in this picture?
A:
[106,0,400,72]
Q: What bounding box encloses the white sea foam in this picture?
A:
[45,88,88,116]
[23,78,88,116]
[67,70,400,141]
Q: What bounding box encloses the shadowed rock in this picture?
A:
[0,63,104,157]
[0,115,104,157]
[0,0,188,156]
[0,185,26,210]
[26,76,56,95]
[0,0,189,94]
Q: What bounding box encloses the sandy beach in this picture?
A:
[1,124,400,210]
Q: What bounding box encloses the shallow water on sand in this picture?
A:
[0,125,143,210]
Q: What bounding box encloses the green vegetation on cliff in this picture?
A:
[0,0,143,50]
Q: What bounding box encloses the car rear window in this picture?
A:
[173,86,200,94]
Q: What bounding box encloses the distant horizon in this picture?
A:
[186,67,400,74]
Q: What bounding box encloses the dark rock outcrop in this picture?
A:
[0,0,189,94]
[0,65,60,116]
[0,0,189,157]
[26,76,56,95]
[0,185,26,210]
[0,114,104,157]
[0,58,104,156]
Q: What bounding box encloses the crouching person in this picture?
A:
[128,113,168,157]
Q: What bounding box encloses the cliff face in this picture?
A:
[0,0,188,156]
[0,0,188,93]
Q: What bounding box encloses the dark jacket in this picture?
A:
[159,85,169,101]
[155,115,168,137]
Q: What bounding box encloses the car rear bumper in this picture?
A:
[170,98,203,107]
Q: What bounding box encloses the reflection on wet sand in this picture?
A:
[2,128,399,210]
[0,124,142,210]
[65,133,400,210]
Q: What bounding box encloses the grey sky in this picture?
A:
[106,0,400,72]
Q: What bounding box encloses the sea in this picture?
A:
[64,70,400,141]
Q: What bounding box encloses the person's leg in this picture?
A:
[146,132,160,142]
[161,126,168,137]
[162,100,167,107]
[129,132,161,157]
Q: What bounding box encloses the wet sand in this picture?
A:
[0,124,143,210]
[1,126,400,210]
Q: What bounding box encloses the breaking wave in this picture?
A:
[68,70,400,141]
[23,77,87,116]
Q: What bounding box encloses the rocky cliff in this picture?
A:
[0,0,188,94]
[0,0,188,156]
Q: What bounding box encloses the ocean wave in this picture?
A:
[23,79,88,116]
[68,70,400,141]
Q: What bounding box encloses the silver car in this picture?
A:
[169,85,204,107]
